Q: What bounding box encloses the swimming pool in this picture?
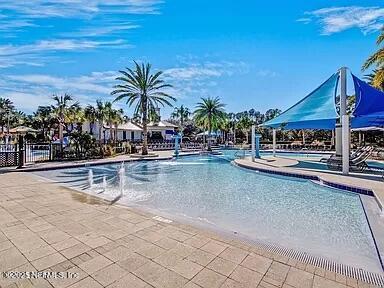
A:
[34,154,382,273]
[218,149,329,160]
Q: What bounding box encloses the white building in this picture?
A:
[82,121,143,142]
[82,119,178,142]
[147,120,178,141]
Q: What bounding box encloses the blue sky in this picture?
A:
[0,0,383,118]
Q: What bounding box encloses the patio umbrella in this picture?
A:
[9,126,39,134]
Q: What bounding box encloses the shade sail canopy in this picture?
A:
[353,74,384,117]
[351,74,384,128]
[9,126,39,134]
[351,126,384,132]
[262,73,339,130]
[352,115,384,128]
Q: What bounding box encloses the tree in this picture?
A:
[364,69,384,91]
[95,100,108,143]
[171,105,191,128]
[33,106,53,140]
[265,108,281,121]
[51,94,78,143]
[104,102,115,143]
[0,98,15,134]
[65,104,84,132]
[193,97,226,151]
[112,108,124,144]
[362,27,384,90]
[84,105,97,135]
[237,115,253,143]
[111,62,175,155]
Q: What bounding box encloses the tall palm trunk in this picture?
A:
[114,123,118,145]
[207,114,212,151]
[109,124,113,143]
[142,97,148,155]
[98,124,102,143]
[59,115,64,144]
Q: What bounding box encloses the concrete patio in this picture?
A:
[0,172,381,288]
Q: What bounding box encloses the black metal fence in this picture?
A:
[0,144,19,167]
[0,140,203,167]
[25,143,51,163]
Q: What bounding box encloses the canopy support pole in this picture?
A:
[342,115,350,175]
[272,129,276,157]
[340,67,349,175]
[251,125,255,161]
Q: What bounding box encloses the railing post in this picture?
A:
[17,135,24,169]
[251,125,255,162]
[272,129,276,157]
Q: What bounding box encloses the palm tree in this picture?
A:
[64,104,84,132]
[84,105,97,135]
[193,97,226,151]
[112,108,124,144]
[104,102,115,143]
[0,98,15,134]
[237,115,253,144]
[362,27,384,90]
[111,62,175,155]
[33,106,52,140]
[364,69,384,91]
[51,94,78,143]
[95,100,107,143]
[171,105,191,128]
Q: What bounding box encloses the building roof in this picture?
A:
[147,120,178,130]
[103,121,142,131]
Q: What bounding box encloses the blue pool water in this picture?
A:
[34,154,382,272]
[218,149,328,159]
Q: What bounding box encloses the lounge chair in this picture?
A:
[321,146,374,163]
[326,148,373,172]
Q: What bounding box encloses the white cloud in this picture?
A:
[161,61,250,100]
[0,39,127,57]
[0,39,130,68]
[0,1,162,19]
[300,6,384,35]
[67,24,140,37]
[256,69,278,77]
[0,71,119,112]
[0,19,37,32]
[163,61,249,80]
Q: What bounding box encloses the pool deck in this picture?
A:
[0,172,382,288]
[0,150,200,173]
[235,156,384,211]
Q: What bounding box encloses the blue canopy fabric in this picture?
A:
[351,74,384,128]
[352,116,384,128]
[262,73,339,130]
[352,74,384,117]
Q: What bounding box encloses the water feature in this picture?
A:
[87,169,94,188]
[33,153,383,273]
[118,162,125,197]
[102,175,107,192]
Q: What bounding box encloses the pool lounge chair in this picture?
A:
[326,148,372,172]
[320,146,374,163]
